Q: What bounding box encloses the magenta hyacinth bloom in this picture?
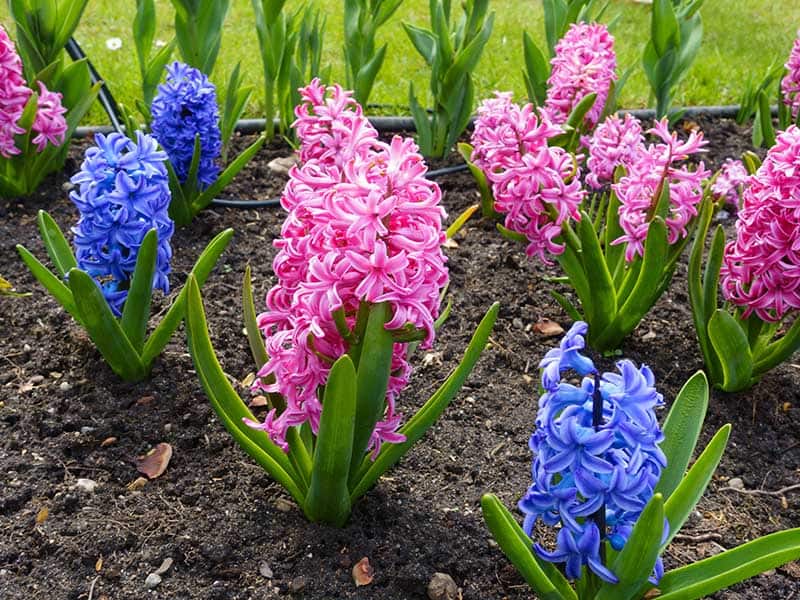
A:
[471,92,586,263]
[612,119,710,262]
[711,158,749,208]
[543,22,617,129]
[781,30,800,121]
[0,25,67,158]
[584,113,644,189]
[247,80,448,455]
[721,126,800,322]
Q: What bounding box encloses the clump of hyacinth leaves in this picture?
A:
[690,126,800,392]
[0,23,75,197]
[184,79,498,526]
[16,131,233,382]
[481,324,800,600]
[149,61,265,226]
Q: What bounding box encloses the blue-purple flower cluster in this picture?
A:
[70,131,174,316]
[520,322,667,583]
[151,61,221,188]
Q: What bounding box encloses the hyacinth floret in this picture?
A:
[247,79,448,456]
[612,118,710,262]
[70,131,174,316]
[470,92,586,264]
[721,126,800,322]
[711,158,749,208]
[520,322,666,584]
[0,24,67,158]
[584,113,644,189]
[151,61,221,188]
[781,30,800,121]
[543,22,617,130]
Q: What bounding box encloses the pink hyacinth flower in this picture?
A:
[31,81,67,151]
[543,22,617,130]
[584,113,644,189]
[721,126,800,322]
[612,118,710,262]
[471,92,585,264]
[781,30,800,121]
[0,24,31,157]
[248,80,448,457]
[711,158,749,208]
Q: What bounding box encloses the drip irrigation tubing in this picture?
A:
[67,37,769,210]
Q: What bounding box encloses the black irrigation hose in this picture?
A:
[65,38,125,135]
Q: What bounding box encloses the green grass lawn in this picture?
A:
[1,0,799,124]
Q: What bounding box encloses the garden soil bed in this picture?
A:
[1,117,799,600]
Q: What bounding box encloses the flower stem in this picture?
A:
[591,371,607,564]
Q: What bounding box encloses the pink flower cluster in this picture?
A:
[781,30,800,121]
[584,113,644,189]
[471,92,585,263]
[612,119,710,262]
[0,25,67,158]
[249,79,448,455]
[543,22,617,130]
[721,126,800,322]
[711,158,749,208]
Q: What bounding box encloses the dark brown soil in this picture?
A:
[1,118,798,600]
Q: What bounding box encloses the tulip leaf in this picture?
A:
[141,228,233,366]
[663,424,730,548]
[183,274,305,502]
[242,264,269,368]
[655,371,709,500]
[350,302,498,502]
[594,494,665,600]
[708,310,753,391]
[67,268,148,381]
[304,355,357,526]
[480,494,573,600]
[16,244,81,323]
[120,229,158,353]
[656,528,800,600]
[37,210,77,278]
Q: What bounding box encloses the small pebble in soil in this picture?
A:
[155,557,173,576]
[427,572,460,600]
[74,478,98,493]
[288,576,307,593]
[144,572,162,589]
[259,561,273,579]
[728,477,745,490]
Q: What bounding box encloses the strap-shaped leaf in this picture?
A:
[708,310,754,392]
[594,494,665,600]
[141,228,234,366]
[120,229,158,352]
[37,210,77,278]
[522,30,549,105]
[753,316,800,376]
[603,188,626,280]
[67,269,148,381]
[480,494,574,600]
[549,290,582,322]
[183,274,305,501]
[348,302,394,480]
[304,355,357,526]
[16,244,81,323]
[242,264,269,368]
[656,528,800,600]
[408,84,432,156]
[577,211,616,334]
[350,302,499,501]
[663,424,731,548]
[446,203,480,239]
[655,371,708,500]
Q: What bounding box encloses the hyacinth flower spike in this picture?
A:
[690,129,800,392]
[185,80,498,526]
[17,132,234,381]
[482,323,800,599]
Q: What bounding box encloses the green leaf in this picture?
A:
[656,528,800,600]
[522,31,549,105]
[348,302,394,480]
[549,290,582,322]
[446,203,480,240]
[594,494,665,600]
[497,223,529,244]
[652,0,679,57]
[655,371,708,500]
[577,211,616,334]
[16,244,81,323]
[67,269,148,381]
[350,303,498,501]
[663,424,731,547]
[37,210,77,278]
[402,23,436,65]
[242,264,268,368]
[757,88,776,149]
[141,228,233,366]
[480,494,573,600]
[120,229,158,353]
[183,274,306,502]
[409,84,432,158]
[708,310,754,391]
[753,316,800,376]
[304,355,357,526]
